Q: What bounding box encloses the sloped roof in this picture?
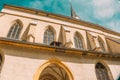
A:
[106,36,120,44]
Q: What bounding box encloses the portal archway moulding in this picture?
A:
[33,58,74,80]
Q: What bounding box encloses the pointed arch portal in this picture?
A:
[39,63,69,80]
[34,59,73,80]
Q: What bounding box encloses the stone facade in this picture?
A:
[0,5,120,80]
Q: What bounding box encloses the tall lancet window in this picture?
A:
[43,28,54,45]
[98,37,105,51]
[0,55,2,67]
[0,54,2,73]
[95,63,110,80]
[7,22,22,39]
[74,33,84,49]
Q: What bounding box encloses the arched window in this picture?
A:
[39,63,69,80]
[7,22,22,39]
[98,38,105,51]
[0,55,2,67]
[43,28,54,45]
[0,54,2,73]
[95,62,110,80]
[74,33,84,49]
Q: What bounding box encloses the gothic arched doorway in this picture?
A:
[34,59,73,80]
[39,63,69,80]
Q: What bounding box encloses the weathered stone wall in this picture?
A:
[0,45,119,80]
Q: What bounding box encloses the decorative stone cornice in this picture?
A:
[0,37,119,60]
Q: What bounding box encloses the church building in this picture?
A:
[0,4,120,80]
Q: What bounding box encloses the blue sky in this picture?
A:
[0,0,120,33]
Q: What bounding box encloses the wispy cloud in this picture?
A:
[93,0,116,19]
[28,0,70,16]
[116,1,120,13]
[72,0,120,32]
[107,20,120,32]
[92,0,120,32]
[29,0,43,9]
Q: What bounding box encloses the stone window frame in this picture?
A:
[98,36,106,52]
[74,32,85,49]
[43,26,56,45]
[7,20,23,39]
[95,61,113,80]
[0,50,4,74]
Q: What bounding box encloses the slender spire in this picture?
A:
[69,1,80,19]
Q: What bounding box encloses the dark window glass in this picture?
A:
[7,23,22,39]
[43,29,54,45]
[95,63,110,80]
[74,33,83,49]
[0,55,2,66]
[98,39,105,51]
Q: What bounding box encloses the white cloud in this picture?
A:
[107,20,120,32]
[93,0,116,19]
[73,0,120,32]
[117,1,120,13]
[29,1,43,9]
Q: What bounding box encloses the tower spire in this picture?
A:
[69,1,80,19]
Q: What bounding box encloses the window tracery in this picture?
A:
[98,37,105,51]
[74,33,84,49]
[7,22,22,39]
[44,28,54,45]
[95,63,110,80]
